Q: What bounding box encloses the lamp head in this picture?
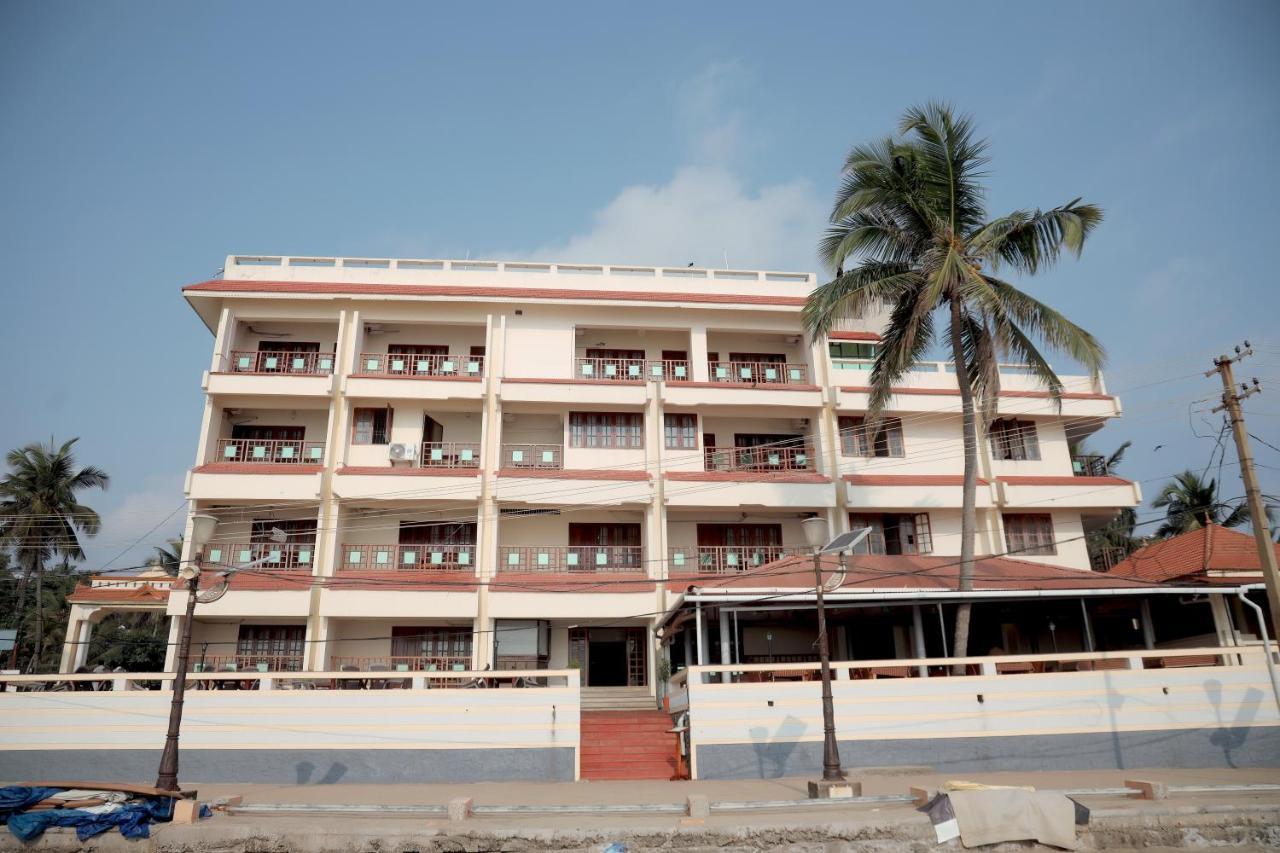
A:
[189,513,219,550]
[177,563,200,581]
[801,516,829,550]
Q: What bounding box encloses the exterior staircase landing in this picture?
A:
[580,709,678,780]
[580,686,655,711]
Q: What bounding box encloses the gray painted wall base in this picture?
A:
[0,747,576,784]
[695,726,1280,779]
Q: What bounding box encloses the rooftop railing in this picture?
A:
[227,350,336,375]
[213,438,325,465]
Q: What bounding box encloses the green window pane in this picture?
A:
[507,551,521,565]
[237,356,251,369]
[223,445,237,458]
[298,549,312,564]
[391,359,405,371]
[460,448,473,461]
[604,364,617,376]
[280,446,295,459]
[257,662,269,672]
[650,364,663,377]
[348,551,362,564]
[675,365,687,378]
[580,363,593,376]
[767,453,780,466]
[566,552,579,566]
[467,361,481,374]
[541,450,554,463]
[208,548,223,563]
[430,551,443,565]
[740,367,753,379]
[765,368,778,380]
[416,360,431,372]
[595,551,608,566]
[459,551,471,565]
[252,446,266,459]
[292,357,306,370]
[789,368,802,380]
[511,449,525,462]
[267,549,282,562]
[237,549,252,563]
[319,358,332,371]
[441,360,455,373]
[264,357,278,370]
[396,663,409,672]
[430,448,444,460]
[366,359,379,371]
[672,552,685,566]
[375,550,390,564]
[715,366,727,378]
[309,447,323,459]
[402,550,417,565]
[795,454,807,466]
[537,552,550,566]
[727,552,739,566]
[627,364,640,376]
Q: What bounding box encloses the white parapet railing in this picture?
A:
[0,669,582,783]
[677,647,1280,780]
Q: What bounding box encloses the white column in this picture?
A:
[1080,599,1096,652]
[73,619,93,671]
[210,306,234,373]
[718,611,732,683]
[1139,599,1156,650]
[911,604,928,678]
[1209,595,1236,647]
[162,610,183,672]
[695,601,706,665]
[689,326,710,382]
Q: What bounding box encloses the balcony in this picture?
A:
[189,654,304,673]
[1072,455,1107,477]
[329,655,471,673]
[668,545,806,574]
[498,545,644,573]
[228,350,336,375]
[357,352,485,378]
[214,438,325,465]
[703,444,816,473]
[572,357,691,382]
[501,444,563,469]
[202,542,316,570]
[339,543,476,572]
[420,441,481,469]
[708,360,808,385]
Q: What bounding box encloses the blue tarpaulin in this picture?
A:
[0,787,206,842]
[0,787,64,821]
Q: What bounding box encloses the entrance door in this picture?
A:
[571,627,647,686]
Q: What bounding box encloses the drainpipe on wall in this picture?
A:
[1235,591,1280,714]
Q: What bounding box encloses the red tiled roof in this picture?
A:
[1108,524,1276,584]
[668,552,1156,594]
[496,468,652,481]
[338,466,480,477]
[67,584,172,604]
[191,463,323,475]
[829,331,882,341]
[843,474,989,486]
[489,572,655,593]
[183,279,808,308]
[665,471,831,484]
[998,475,1132,487]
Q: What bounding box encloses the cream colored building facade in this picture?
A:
[84,254,1140,692]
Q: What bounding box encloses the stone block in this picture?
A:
[808,779,861,799]
[171,799,201,825]
[686,794,710,818]
[1125,778,1168,800]
[448,797,474,821]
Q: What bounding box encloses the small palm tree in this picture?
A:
[804,103,1105,662]
[149,536,184,576]
[0,438,109,670]
[1152,470,1249,538]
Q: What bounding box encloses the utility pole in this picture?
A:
[1208,342,1280,635]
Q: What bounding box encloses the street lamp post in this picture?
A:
[801,516,845,792]
[155,512,218,792]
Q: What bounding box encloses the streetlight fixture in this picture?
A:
[155,514,286,792]
[800,515,870,799]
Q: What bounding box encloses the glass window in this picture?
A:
[990,419,1041,461]
[829,342,877,359]
[1003,514,1056,555]
[664,413,697,449]
[849,513,933,555]
[569,412,643,449]
[839,416,904,457]
[353,407,390,445]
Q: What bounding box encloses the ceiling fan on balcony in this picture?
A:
[364,324,399,335]
[246,326,291,338]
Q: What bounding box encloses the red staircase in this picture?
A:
[580,710,678,780]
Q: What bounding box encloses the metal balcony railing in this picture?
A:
[339,543,475,571]
[498,545,643,573]
[214,438,325,464]
[228,350,336,375]
[329,655,472,673]
[420,441,481,468]
[501,444,563,469]
[667,545,807,574]
[707,361,808,384]
[574,356,646,381]
[1072,455,1108,477]
[357,352,484,377]
[703,444,816,473]
[202,542,316,570]
[189,654,304,673]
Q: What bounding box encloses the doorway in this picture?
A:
[570,627,647,687]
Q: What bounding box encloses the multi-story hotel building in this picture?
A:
[70,254,1141,698]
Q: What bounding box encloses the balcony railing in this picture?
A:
[214,438,325,464]
[501,444,563,469]
[572,357,692,381]
[1088,544,1130,571]
[189,654,304,673]
[203,542,316,570]
[668,545,807,574]
[420,441,481,468]
[339,543,475,571]
[228,350,336,375]
[708,361,808,384]
[329,655,472,673]
[703,444,815,472]
[358,352,484,378]
[498,545,643,573]
[1072,455,1108,477]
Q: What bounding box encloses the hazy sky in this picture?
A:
[1,1,1278,569]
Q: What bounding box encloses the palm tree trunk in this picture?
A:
[948,296,978,674]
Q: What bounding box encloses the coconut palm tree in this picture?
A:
[148,536,184,576]
[804,104,1105,662]
[0,438,109,670]
[1152,470,1250,538]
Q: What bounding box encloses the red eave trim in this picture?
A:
[337,466,480,477]
[191,463,323,475]
[666,471,832,484]
[349,373,482,382]
[489,572,656,592]
[843,474,989,486]
[666,381,822,392]
[998,475,1132,487]
[183,279,808,308]
[496,468,652,481]
[828,331,882,342]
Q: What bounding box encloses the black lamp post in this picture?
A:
[801,516,845,788]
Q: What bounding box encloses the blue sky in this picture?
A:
[1,1,1278,569]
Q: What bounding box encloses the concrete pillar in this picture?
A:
[309,616,332,672]
[73,619,93,671]
[162,611,183,672]
[695,601,707,665]
[718,611,732,683]
[1209,595,1236,647]
[210,306,234,373]
[1139,599,1156,650]
[689,326,710,382]
[1081,599,1096,652]
[683,626,693,670]
[911,604,928,678]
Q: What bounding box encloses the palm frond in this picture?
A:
[801,263,921,336]
[970,200,1103,273]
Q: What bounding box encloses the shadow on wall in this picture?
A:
[295,761,349,785]
[1205,678,1264,769]
[749,716,808,779]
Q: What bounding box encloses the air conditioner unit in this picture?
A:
[388,442,417,461]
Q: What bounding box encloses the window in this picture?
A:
[664,414,697,449]
[839,416,904,457]
[728,351,786,364]
[398,520,476,545]
[568,412,643,448]
[235,625,304,670]
[829,342,877,359]
[353,407,390,445]
[848,513,933,555]
[990,418,1040,461]
[391,626,472,661]
[1003,514,1056,555]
